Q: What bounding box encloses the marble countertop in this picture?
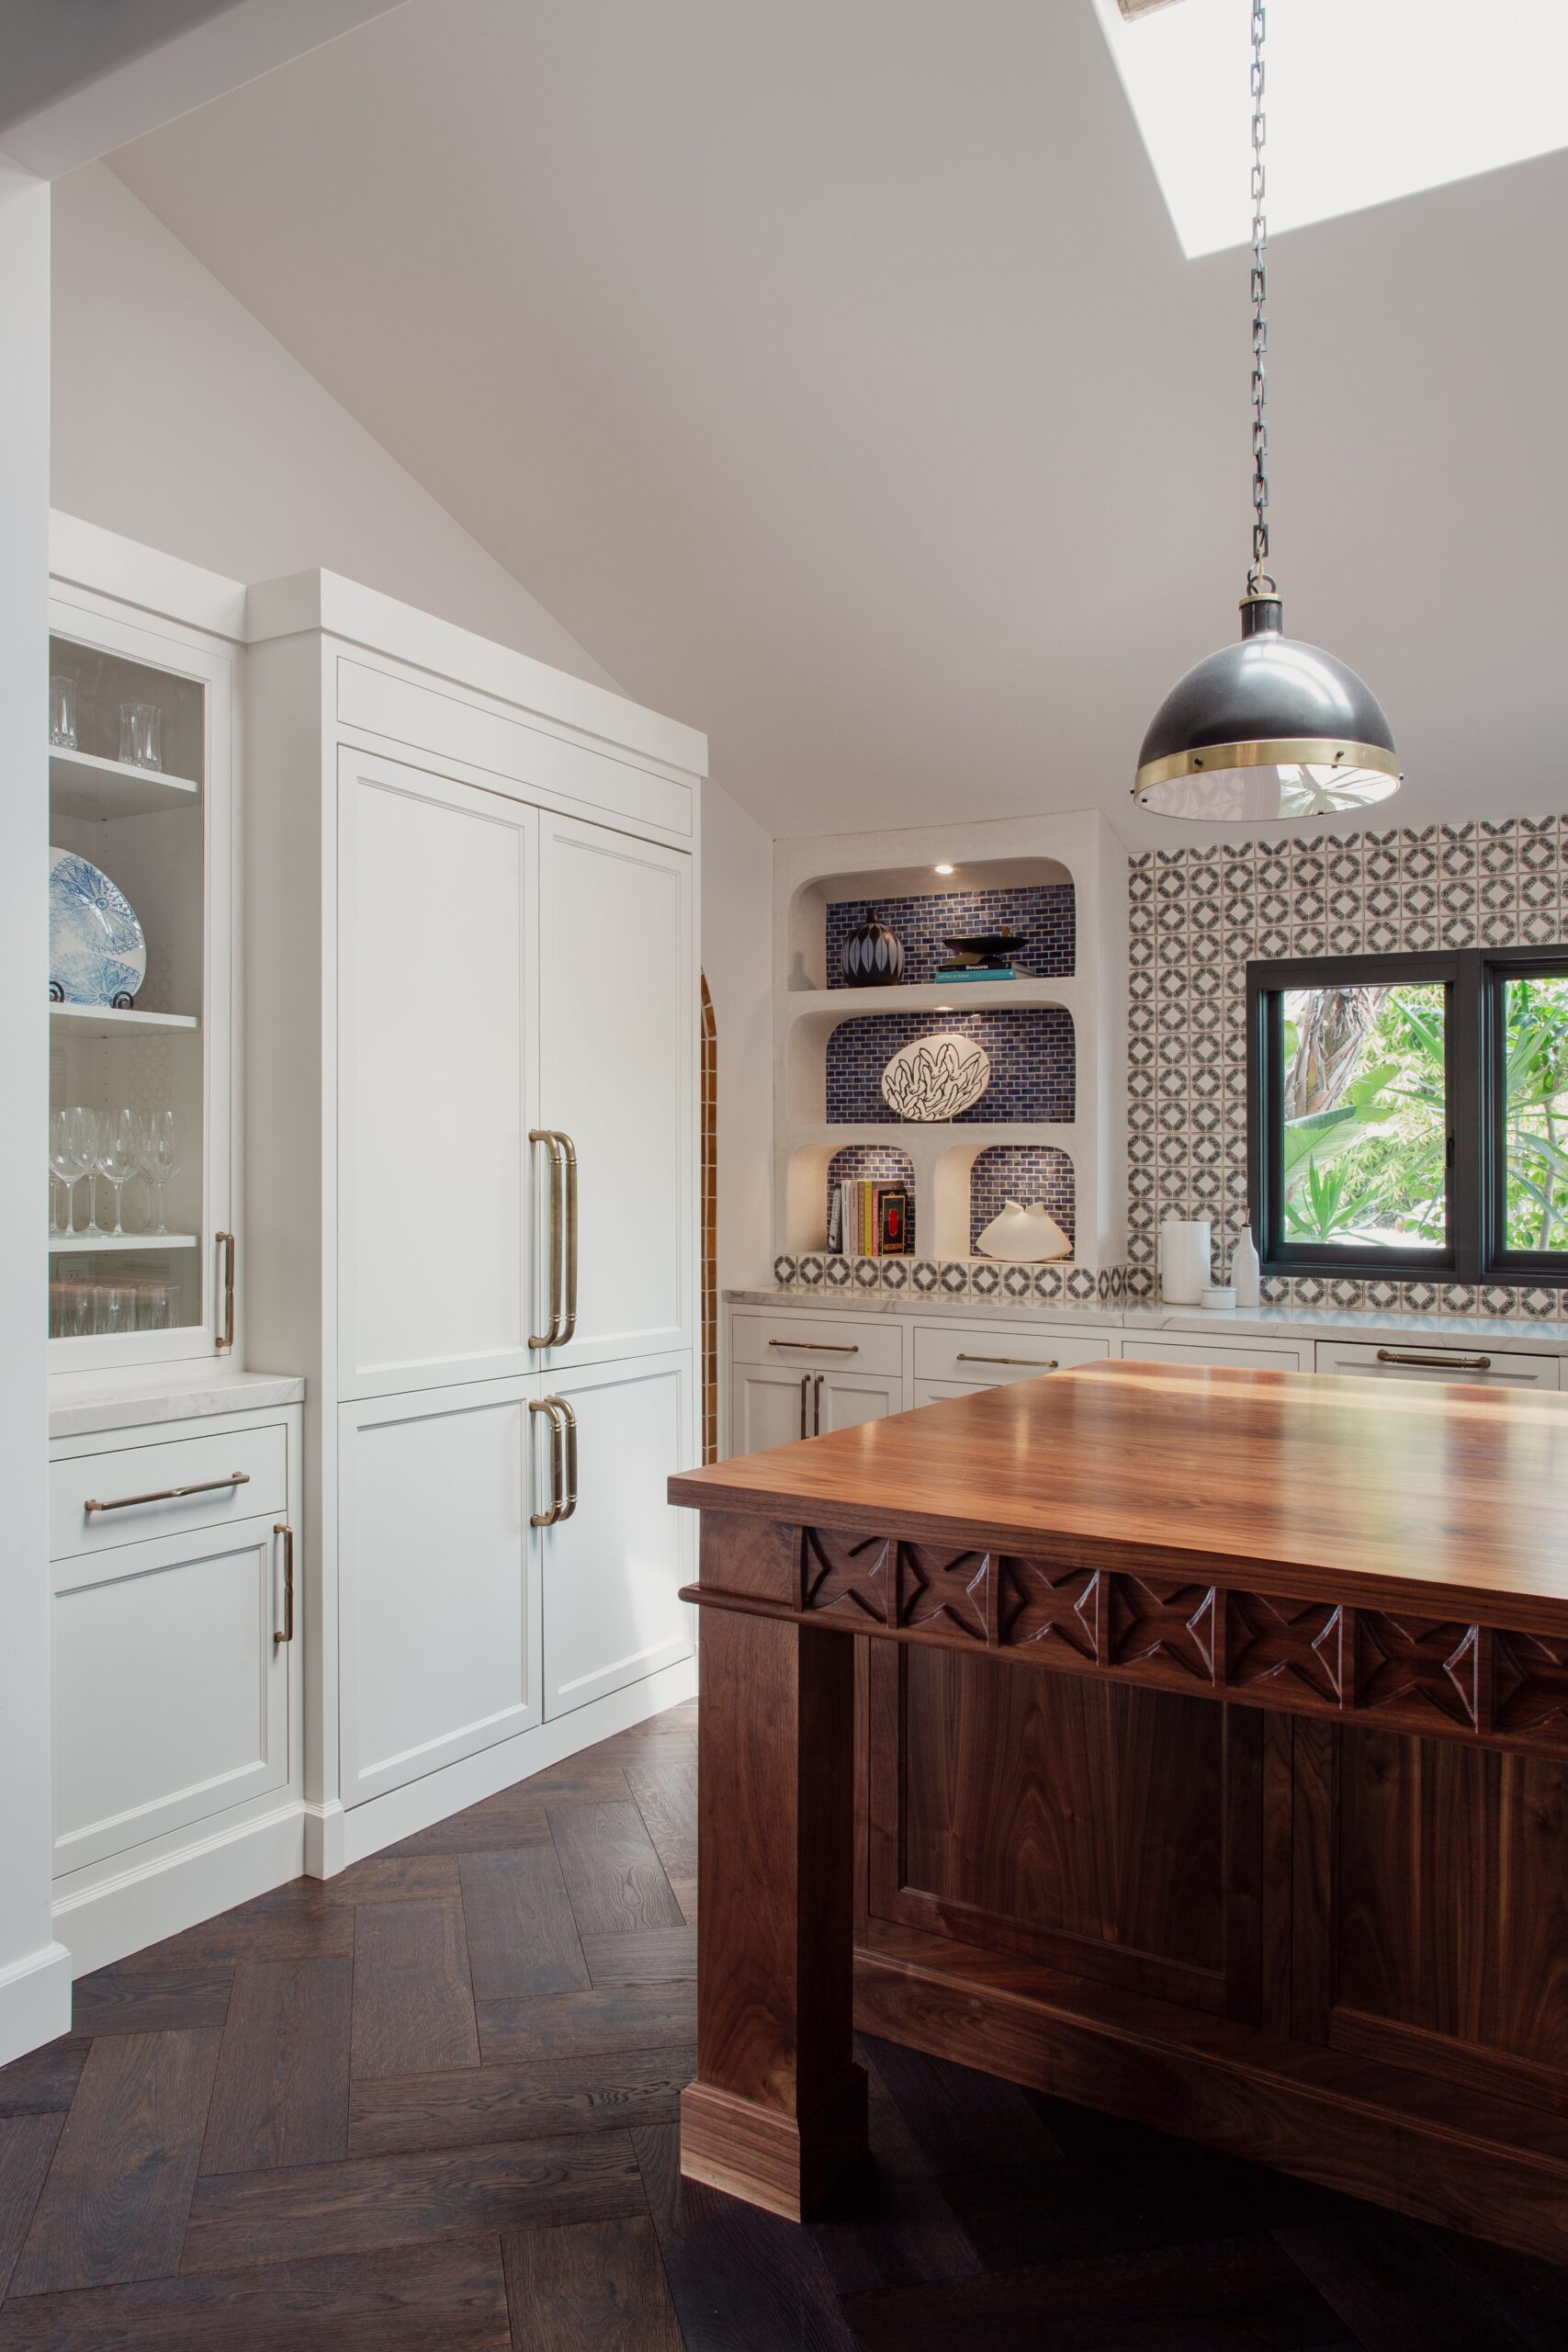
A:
[725,1288,1568,1355]
[49,1364,307,1441]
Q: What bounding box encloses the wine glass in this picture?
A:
[78,1108,107,1237]
[138,1110,179,1236]
[99,1109,137,1237]
[48,1108,81,1237]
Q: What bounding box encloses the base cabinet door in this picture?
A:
[730,1363,816,1455]
[338,1383,541,1807]
[539,1351,694,1719]
[52,1514,289,1876]
[814,1366,903,1432]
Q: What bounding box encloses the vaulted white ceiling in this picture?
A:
[109,0,1568,844]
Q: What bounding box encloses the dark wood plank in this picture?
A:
[0,2038,88,2119]
[633,2120,860,2352]
[10,2029,222,2295]
[502,2213,682,2351]
[808,2057,980,2295]
[861,2033,1059,2177]
[110,1883,356,1971]
[547,1803,683,1939]
[309,1854,462,1904]
[0,2115,64,2300]
[199,1956,353,2176]
[388,1806,555,1859]
[458,1846,590,2000]
[348,2046,694,2158]
[479,1758,637,1808]
[179,2133,642,2274]
[840,2236,1356,2351]
[351,1900,479,2080]
[623,1758,698,1923]
[72,1969,232,2039]
[581,1927,695,1986]
[477,1983,695,2066]
[0,2234,510,2349]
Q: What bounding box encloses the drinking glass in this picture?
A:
[48,1107,80,1236]
[118,702,162,771]
[50,675,78,750]
[78,1108,107,1237]
[56,1107,96,1238]
[138,1110,179,1235]
[99,1109,137,1236]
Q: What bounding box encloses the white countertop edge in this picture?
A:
[724,1289,1568,1355]
[49,1366,307,1440]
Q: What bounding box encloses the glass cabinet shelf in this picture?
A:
[50,1232,199,1255]
[50,1004,200,1041]
[49,747,200,822]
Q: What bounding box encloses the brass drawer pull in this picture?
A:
[767,1338,859,1353]
[84,1471,251,1516]
[274,1523,295,1645]
[956,1353,1060,1369]
[1374,1347,1493,1371]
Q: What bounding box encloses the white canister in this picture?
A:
[1159,1216,1213,1305]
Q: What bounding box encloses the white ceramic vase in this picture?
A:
[1159,1215,1212,1304]
[976,1200,1072,1261]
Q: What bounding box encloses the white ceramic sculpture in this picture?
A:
[976,1200,1072,1261]
[880,1032,990,1122]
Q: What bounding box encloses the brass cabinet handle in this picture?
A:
[1374,1347,1493,1371]
[558,1133,579,1346]
[799,1373,809,1439]
[813,1371,824,1433]
[529,1396,566,1525]
[217,1231,236,1352]
[274,1523,295,1645]
[767,1338,860,1353]
[85,1471,251,1516]
[555,1396,579,1521]
[529,1132,565,1349]
[955,1352,1061,1369]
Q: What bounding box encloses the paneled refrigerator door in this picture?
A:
[337,750,540,1397]
[536,1351,694,1718]
[536,813,694,1369]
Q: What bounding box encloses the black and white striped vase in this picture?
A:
[840,906,906,989]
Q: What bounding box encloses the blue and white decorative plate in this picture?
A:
[49,847,146,1007]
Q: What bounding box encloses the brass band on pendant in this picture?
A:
[1132,738,1404,801]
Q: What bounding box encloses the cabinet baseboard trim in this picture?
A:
[52,1801,306,1978]
[0,1939,74,2069]
[332,1658,699,1873]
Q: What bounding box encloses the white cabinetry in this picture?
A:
[914,1325,1111,1388]
[727,1308,905,1452]
[1119,1334,1307,1372]
[246,575,705,1869]
[1315,1339,1560,1389]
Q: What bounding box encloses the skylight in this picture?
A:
[1093,0,1568,259]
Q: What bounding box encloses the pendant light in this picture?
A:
[1133,3,1402,820]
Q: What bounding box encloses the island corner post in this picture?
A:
[670,1362,1568,2256]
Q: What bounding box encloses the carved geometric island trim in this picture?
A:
[786,1526,1568,1757]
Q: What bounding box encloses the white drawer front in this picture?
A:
[915,1327,1110,1386]
[1316,1340,1561,1389]
[730,1310,903,1378]
[1120,1337,1306,1372]
[51,1422,288,1559]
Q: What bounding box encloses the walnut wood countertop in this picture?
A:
[671,1361,1568,1632]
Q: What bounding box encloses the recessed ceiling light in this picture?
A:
[934,863,954,876]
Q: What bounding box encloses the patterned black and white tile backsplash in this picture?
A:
[826,885,1074,988]
[1127,816,1568,1317]
[827,1006,1075,1125]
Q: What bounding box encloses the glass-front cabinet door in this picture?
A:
[47,585,234,1367]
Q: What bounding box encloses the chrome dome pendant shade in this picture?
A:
[1132,4,1401,821]
[1134,592,1402,820]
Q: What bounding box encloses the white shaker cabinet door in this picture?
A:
[539,1352,694,1719]
[338,1383,541,1807]
[730,1363,816,1456]
[813,1366,904,1432]
[536,814,694,1368]
[337,751,538,1396]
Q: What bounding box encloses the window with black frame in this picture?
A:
[1247,949,1568,1284]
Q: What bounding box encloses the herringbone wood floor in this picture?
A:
[4,1699,1568,2348]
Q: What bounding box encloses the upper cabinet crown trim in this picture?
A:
[245,568,708,780]
[51,512,248,643]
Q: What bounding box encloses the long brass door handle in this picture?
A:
[529,1396,566,1524]
[556,1396,579,1521]
[813,1371,824,1433]
[1374,1347,1493,1371]
[558,1132,579,1346]
[217,1232,236,1352]
[85,1471,251,1515]
[799,1373,809,1439]
[529,1132,565,1350]
[274,1523,295,1645]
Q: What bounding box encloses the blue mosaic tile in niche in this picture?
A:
[826,1144,917,1251]
[969,1146,1075,1255]
[826,886,1075,988]
[826,1007,1076,1125]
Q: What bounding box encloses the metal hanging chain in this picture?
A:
[1247,0,1275,595]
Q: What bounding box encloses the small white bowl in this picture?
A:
[1200,1284,1236,1310]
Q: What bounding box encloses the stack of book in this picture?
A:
[828,1179,911,1257]
[934,932,1028,984]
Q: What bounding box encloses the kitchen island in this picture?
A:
[670,1361,1568,2257]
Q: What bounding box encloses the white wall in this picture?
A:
[0,162,73,2064]
[51,163,617,688]
[701,779,773,1294]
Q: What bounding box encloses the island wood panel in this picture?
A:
[868,1646,1258,2018]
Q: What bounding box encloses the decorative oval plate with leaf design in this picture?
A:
[49,846,146,1007]
[881,1032,991,1122]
